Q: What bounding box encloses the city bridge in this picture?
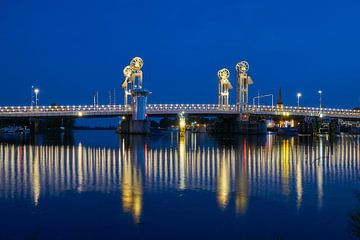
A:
[0,57,359,133]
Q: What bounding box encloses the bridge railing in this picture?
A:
[0,105,130,112]
[146,104,238,113]
[246,105,360,117]
[0,103,359,118]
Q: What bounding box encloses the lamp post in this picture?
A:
[34,88,39,108]
[297,93,302,108]
[318,90,322,110]
[31,86,34,107]
[318,90,323,118]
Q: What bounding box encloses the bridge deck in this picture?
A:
[0,104,359,119]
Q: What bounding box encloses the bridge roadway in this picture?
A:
[0,104,359,119]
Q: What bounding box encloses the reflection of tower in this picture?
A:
[236,61,253,113]
[317,137,324,209]
[217,68,233,108]
[276,87,284,109]
[217,149,230,209]
[235,137,249,215]
[281,139,290,196]
[179,136,186,189]
[121,136,144,223]
[296,151,303,210]
[31,146,41,206]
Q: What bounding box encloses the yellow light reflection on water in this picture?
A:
[0,134,359,220]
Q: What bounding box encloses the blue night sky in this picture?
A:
[1,0,360,108]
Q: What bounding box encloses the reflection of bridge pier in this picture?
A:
[121,135,146,223]
[235,137,249,215]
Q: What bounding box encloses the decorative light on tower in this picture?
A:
[129,57,144,89]
[235,61,253,113]
[121,57,145,108]
[122,65,133,107]
[128,57,151,121]
[217,68,233,109]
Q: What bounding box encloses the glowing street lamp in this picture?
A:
[31,86,34,107]
[34,88,40,108]
[296,93,302,108]
[318,90,322,112]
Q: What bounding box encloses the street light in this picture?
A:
[34,88,40,108]
[31,86,34,107]
[318,90,322,111]
[296,93,302,108]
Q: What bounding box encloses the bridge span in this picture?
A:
[0,104,359,119]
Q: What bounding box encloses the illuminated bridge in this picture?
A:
[1,57,360,121]
[0,104,359,119]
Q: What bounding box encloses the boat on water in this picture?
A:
[277,127,298,136]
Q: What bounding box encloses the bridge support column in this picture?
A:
[117,89,151,135]
[217,68,232,110]
[118,119,150,135]
[179,114,186,137]
[235,61,253,114]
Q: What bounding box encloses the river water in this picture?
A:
[0,131,359,239]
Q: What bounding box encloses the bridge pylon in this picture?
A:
[121,57,145,109]
[235,61,253,114]
[122,65,132,107]
[118,57,151,134]
[217,68,233,109]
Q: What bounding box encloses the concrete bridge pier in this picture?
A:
[117,88,151,135]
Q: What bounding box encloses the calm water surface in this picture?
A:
[0,131,360,239]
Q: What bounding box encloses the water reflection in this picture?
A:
[0,133,360,222]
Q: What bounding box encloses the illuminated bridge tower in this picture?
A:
[121,57,146,108]
[236,61,253,114]
[217,68,233,109]
[129,57,150,121]
[118,57,151,134]
[122,65,133,107]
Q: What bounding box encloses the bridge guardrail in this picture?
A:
[0,104,359,118]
